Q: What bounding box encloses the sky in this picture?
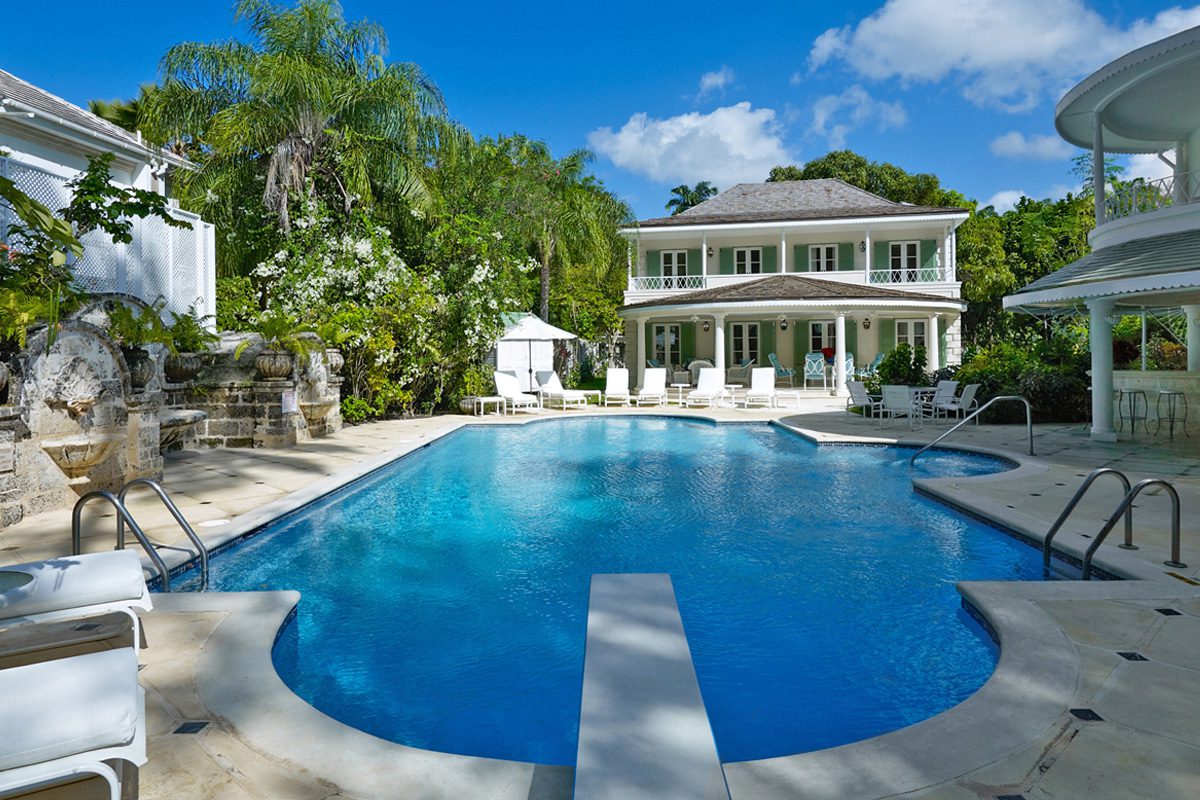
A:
[3,0,1199,219]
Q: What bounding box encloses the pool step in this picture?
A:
[574,573,730,800]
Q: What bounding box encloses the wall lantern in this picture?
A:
[778,316,788,331]
[859,241,867,253]
[706,246,714,257]
[702,320,711,332]
[862,318,871,330]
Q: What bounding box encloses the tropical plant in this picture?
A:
[665,181,717,215]
[107,301,175,352]
[168,307,220,353]
[234,310,320,359]
[874,343,929,387]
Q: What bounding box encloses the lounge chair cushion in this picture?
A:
[0,551,147,621]
[0,648,139,770]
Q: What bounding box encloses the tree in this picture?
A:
[1069,153,1124,198]
[768,150,967,207]
[665,181,717,215]
[143,0,445,239]
[88,85,157,135]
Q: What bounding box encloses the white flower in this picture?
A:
[354,240,372,260]
[491,230,503,241]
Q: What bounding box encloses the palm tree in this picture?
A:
[142,0,445,234]
[665,181,718,215]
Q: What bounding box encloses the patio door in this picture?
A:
[653,323,681,367]
[731,322,759,365]
[662,250,687,289]
[810,320,835,354]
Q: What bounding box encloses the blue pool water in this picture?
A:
[183,418,1046,765]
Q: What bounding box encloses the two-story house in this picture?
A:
[618,180,970,393]
[1004,25,1200,441]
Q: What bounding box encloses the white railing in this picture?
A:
[1104,170,1200,222]
[867,266,951,284]
[627,274,706,291]
[0,156,217,320]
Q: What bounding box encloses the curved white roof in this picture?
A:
[1056,25,1200,153]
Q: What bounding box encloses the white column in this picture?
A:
[635,316,648,390]
[1185,304,1200,371]
[942,226,951,280]
[863,229,871,273]
[780,231,787,273]
[949,229,957,282]
[701,234,708,285]
[713,314,726,376]
[1140,310,1148,371]
[927,314,940,373]
[1088,299,1116,442]
[1093,113,1106,225]
[834,312,847,396]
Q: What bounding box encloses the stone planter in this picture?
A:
[164,353,204,383]
[255,350,294,381]
[121,347,156,390]
[0,360,8,403]
[325,348,345,375]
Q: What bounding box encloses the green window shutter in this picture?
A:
[938,317,948,365]
[879,319,895,353]
[725,322,733,364]
[837,243,854,271]
[793,244,808,272]
[759,321,774,364]
[681,322,695,364]
[646,250,661,277]
[794,320,809,358]
[762,246,777,273]
[719,248,733,275]
[873,242,888,273]
[845,319,858,358]
[686,249,702,276]
[920,239,938,281]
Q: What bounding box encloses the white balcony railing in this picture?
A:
[867,266,951,285]
[627,268,954,294]
[1104,169,1200,222]
[627,275,706,291]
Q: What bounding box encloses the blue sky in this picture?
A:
[3,0,1199,219]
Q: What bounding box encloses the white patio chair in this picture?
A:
[937,383,981,423]
[0,648,146,800]
[494,371,541,413]
[743,368,777,408]
[725,358,755,384]
[603,368,632,406]
[921,380,960,421]
[846,381,883,419]
[879,385,922,430]
[803,352,827,390]
[534,371,589,410]
[636,368,668,406]
[687,359,713,386]
[685,368,724,407]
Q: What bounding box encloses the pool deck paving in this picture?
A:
[2,399,1199,799]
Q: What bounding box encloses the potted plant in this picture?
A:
[315,321,349,376]
[234,311,320,381]
[107,301,174,390]
[164,307,219,383]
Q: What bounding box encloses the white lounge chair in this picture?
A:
[0,550,153,647]
[0,648,146,800]
[743,368,777,408]
[846,380,883,419]
[685,368,724,407]
[636,368,668,406]
[535,371,590,410]
[879,385,922,430]
[921,380,960,421]
[603,368,632,406]
[494,371,541,413]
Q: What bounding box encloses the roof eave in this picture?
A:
[620,210,970,237]
[620,296,965,316]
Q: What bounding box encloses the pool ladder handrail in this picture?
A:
[1082,478,1186,580]
[1042,468,1134,571]
[70,478,209,592]
[909,395,1034,466]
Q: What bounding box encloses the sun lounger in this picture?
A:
[494,371,541,413]
[636,368,668,406]
[603,368,632,406]
[535,371,591,409]
[685,368,724,407]
[743,368,777,408]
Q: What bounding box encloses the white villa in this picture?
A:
[0,68,216,319]
[1004,25,1200,441]
[617,180,969,394]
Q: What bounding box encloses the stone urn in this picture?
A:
[0,360,9,403]
[255,350,294,381]
[325,348,345,375]
[164,353,204,383]
[121,347,156,390]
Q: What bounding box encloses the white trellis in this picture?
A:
[0,156,217,320]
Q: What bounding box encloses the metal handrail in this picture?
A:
[1082,479,1187,580]
[119,478,208,590]
[1042,468,1133,570]
[72,490,172,591]
[910,395,1034,465]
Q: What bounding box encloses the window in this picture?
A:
[653,323,681,366]
[896,319,927,349]
[889,241,919,283]
[809,244,837,272]
[734,247,762,275]
[809,320,835,353]
[661,250,687,289]
[731,322,759,365]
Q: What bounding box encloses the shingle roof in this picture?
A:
[0,68,158,157]
[1007,228,1200,301]
[621,274,958,311]
[636,180,966,228]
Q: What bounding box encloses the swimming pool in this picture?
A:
[181,417,1046,765]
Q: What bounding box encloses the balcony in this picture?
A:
[1093,169,1200,250]
[624,267,956,303]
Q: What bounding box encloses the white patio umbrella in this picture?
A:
[497,313,578,392]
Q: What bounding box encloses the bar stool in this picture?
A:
[1117,389,1149,435]
[1154,390,1189,438]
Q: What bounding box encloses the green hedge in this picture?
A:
[954,338,1089,423]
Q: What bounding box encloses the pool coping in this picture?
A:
[147,411,1194,798]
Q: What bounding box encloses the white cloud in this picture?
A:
[810,84,906,148]
[807,0,1200,112]
[984,189,1028,213]
[990,131,1076,160]
[1127,150,1175,183]
[698,66,734,99]
[588,102,793,187]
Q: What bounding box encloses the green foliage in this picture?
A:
[339,395,376,424]
[768,151,968,207]
[215,275,260,331]
[233,309,319,358]
[108,301,175,352]
[168,307,220,352]
[62,154,190,242]
[665,181,717,215]
[876,344,930,387]
[954,336,1089,423]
